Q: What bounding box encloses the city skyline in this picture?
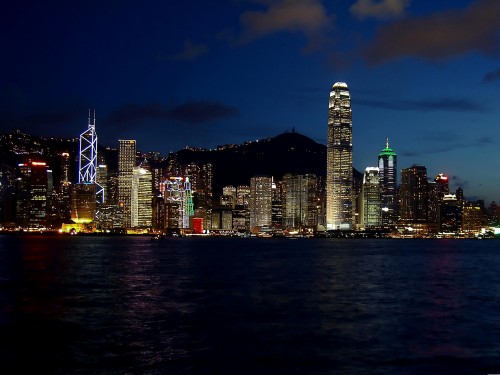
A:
[1,0,499,203]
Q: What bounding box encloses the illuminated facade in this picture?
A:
[327,82,353,230]
[78,110,104,203]
[361,167,381,228]
[399,165,428,223]
[183,162,213,208]
[283,173,317,229]
[462,201,484,233]
[271,179,283,228]
[237,185,250,207]
[71,183,96,224]
[435,173,450,199]
[221,185,236,208]
[164,177,194,229]
[118,140,136,228]
[438,194,461,233]
[131,167,153,228]
[249,175,272,230]
[96,164,108,203]
[378,139,397,226]
[14,161,49,229]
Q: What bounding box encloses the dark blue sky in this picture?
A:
[1,0,499,203]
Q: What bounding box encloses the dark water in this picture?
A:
[0,235,499,374]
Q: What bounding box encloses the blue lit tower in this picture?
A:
[78,109,104,203]
[378,139,397,226]
[327,82,353,230]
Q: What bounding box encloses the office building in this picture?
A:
[283,173,318,229]
[378,139,397,226]
[249,175,272,231]
[438,194,462,233]
[361,167,381,228]
[399,165,429,223]
[118,140,137,228]
[131,166,153,228]
[327,82,353,230]
[78,110,104,203]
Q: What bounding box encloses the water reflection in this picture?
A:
[0,236,499,374]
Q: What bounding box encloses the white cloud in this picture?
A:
[238,0,332,49]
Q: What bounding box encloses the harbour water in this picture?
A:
[0,235,499,374]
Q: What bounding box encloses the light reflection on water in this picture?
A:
[0,236,499,374]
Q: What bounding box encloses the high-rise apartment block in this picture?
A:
[327,82,353,230]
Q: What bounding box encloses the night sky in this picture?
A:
[1,0,499,203]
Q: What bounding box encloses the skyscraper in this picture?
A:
[249,175,272,231]
[131,166,153,228]
[361,167,381,228]
[327,82,353,230]
[378,139,397,226]
[283,173,318,229]
[78,110,104,203]
[399,165,428,223]
[118,140,137,228]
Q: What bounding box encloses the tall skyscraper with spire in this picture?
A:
[327,82,353,230]
[78,109,104,202]
[378,139,397,226]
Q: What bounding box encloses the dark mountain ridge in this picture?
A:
[170,131,328,195]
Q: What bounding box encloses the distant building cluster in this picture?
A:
[0,87,499,238]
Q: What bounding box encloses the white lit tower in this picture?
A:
[327,82,353,230]
[78,109,104,203]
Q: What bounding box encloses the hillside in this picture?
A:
[170,131,330,195]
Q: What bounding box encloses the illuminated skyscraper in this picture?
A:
[438,194,461,234]
[435,173,450,201]
[236,185,250,207]
[131,166,153,228]
[249,175,272,231]
[96,164,108,203]
[378,139,397,226]
[164,176,193,229]
[78,110,104,202]
[327,82,353,230]
[400,165,428,223]
[118,140,137,228]
[361,167,381,228]
[283,173,318,229]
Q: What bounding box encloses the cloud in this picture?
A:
[105,100,239,126]
[351,0,410,19]
[162,39,209,61]
[169,101,239,124]
[0,103,87,137]
[238,0,332,50]
[483,67,500,82]
[355,97,487,112]
[364,0,500,64]
[401,135,493,158]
